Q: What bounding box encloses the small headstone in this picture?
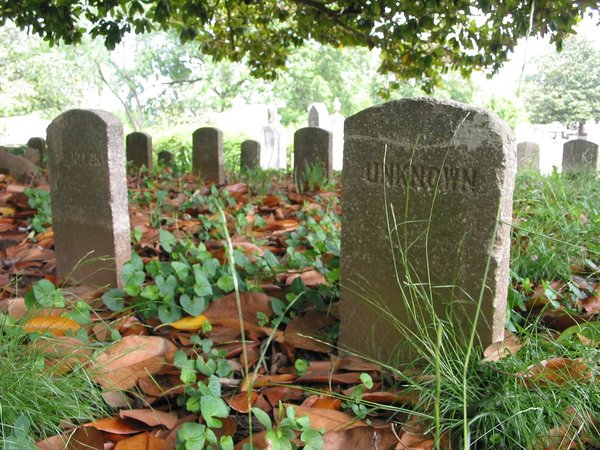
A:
[308,103,330,129]
[562,139,599,173]
[192,127,225,184]
[125,132,153,172]
[26,137,46,167]
[261,107,286,169]
[516,141,540,172]
[27,137,46,153]
[158,150,173,166]
[330,98,345,171]
[46,109,131,288]
[240,140,260,171]
[340,98,516,363]
[293,127,333,185]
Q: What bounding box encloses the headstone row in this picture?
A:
[517,139,599,173]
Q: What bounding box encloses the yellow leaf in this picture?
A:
[167,314,208,330]
[23,316,80,336]
[0,206,16,217]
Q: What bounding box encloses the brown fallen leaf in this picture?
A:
[520,358,592,387]
[114,432,173,450]
[227,391,259,413]
[241,373,298,391]
[285,404,366,433]
[84,417,149,435]
[482,333,522,362]
[119,409,178,430]
[285,310,335,353]
[90,335,177,390]
[36,427,105,450]
[285,268,327,287]
[578,292,600,314]
[323,425,399,450]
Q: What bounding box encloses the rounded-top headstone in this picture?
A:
[125,131,153,172]
[562,139,599,173]
[192,127,224,184]
[46,109,131,288]
[240,140,261,171]
[293,127,333,184]
[340,98,516,363]
[516,141,540,172]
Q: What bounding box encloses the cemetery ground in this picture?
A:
[0,166,599,449]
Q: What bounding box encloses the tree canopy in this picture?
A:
[1,0,598,90]
[525,34,600,130]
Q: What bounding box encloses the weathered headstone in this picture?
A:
[192,127,225,184]
[47,109,131,288]
[308,103,330,129]
[26,136,46,167]
[516,141,540,172]
[240,140,260,171]
[293,127,333,185]
[158,150,173,166]
[125,132,153,172]
[261,107,286,169]
[562,139,599,173]
[340,98,516,363]
[330,98,345,171]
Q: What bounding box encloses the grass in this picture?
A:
[511,169,600,282]
[345,165,600,449]
[0,314,108,447]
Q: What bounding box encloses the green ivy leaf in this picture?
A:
[180,294,208,316]
[201,395,229,428]
[171,261,190,281]
[160,229,176,253]
[32,279,62,307]
[251,407,272,430]
[177,422,206,449]
[158,301,181,323]
[193,267,213,297]
[102,288,126,311]
[217,274,234,292]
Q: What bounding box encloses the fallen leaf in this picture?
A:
[163,314,208,331]
[91,335,177,390]
[285,310,335,353]
[285,404,366,433]
[323,425,399,450]
[285,269,327,287]
[482,333,522,362]
[227,391,258,413]
[579,292,600,314]
[23,316,81,336]
[114,432,173,450]
[84,417,149,435]
[119,409,178,429]
[241,373,298,391]
[521,358,592,387]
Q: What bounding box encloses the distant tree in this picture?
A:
[1,0,596,91]
[0,25,95,117]
[525,34,600,135]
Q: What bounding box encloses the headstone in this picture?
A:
[46,109,131,288]
[340,98,516,363]
[516,141,540,172]
[125,132,153,172]
[240,140,260,171]
[26,137,46,167]
[192,127,225,184]
[308,103,330,129]
[330,98,345,171]
[260,107,286,169]
[293,127,333,185]
[158,150,173,166]
[562,139,599,173]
